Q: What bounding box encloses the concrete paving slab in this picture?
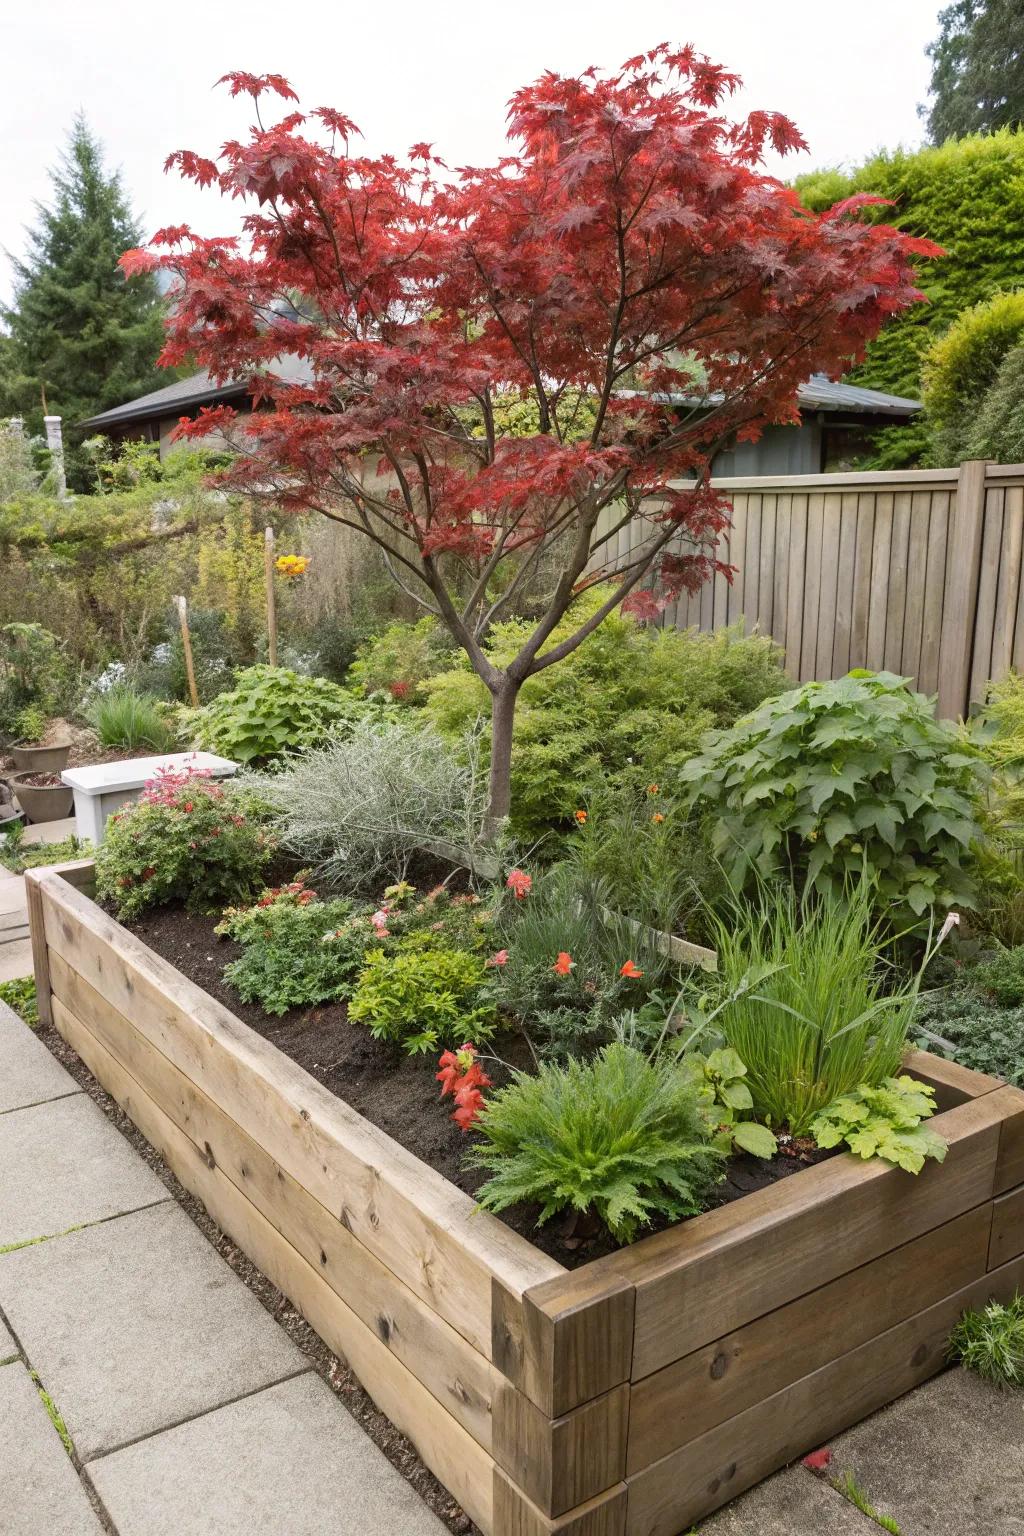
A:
[827,1366,1024,1535]
[0,1360,103,1535]
[700,1465,878,1534]
[0,1093,166,1246]
[0,1201,306,1459]
[0,999,80,1114]
[1,1312,17,1361]
[89,1371,446,1536]
[22,817,77,845]
[0,939,34,982]
[0,874,28,914]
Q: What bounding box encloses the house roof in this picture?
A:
[81,365,921,430]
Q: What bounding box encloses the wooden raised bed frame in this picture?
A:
[28,861,1024,1536]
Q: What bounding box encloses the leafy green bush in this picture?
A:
[86,684,178,752]
[217,881,369,1014]
[348,940,497,1055]
[468,1043,724,1243]
[921,290,1024,464]
[972,947,1024,1006]
[967,343,1024,462]
[915,978,1024,1085]
[682,672,985,918]
[0,976,38,1026]
[95,770,274,920]
[810,1076,947,1173]
[349,617,458,702]
[189,666,366,764]
[0,622,71,736]
[679,1048,777,1158]
[948,1294,1024,1388]
[709,884,917,1135]
[424,602,787,838]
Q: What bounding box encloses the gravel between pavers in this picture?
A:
[34,1018,477,1536]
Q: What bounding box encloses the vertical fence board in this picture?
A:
[970,489,1006,709]
[784,495,808,675]
[849,492,876,671]
[742,496,762,636]
[800,493,825,680]
[901,492,933,684]
[831,492,859,674]
[865,493,894,672]
[884,492,913,673]
[991,488,1023,686]
[816,495,842,677]
[773,495,791,649]
[919,492,950,696]
[758,495,777,635]
[726,495,747,627]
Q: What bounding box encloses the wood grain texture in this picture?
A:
[799,492,825,678]
[51,998,495,1535]
[864,491,893,672]
[902,1048,1003,1112]
[625,1204,991,1473]
[48,960,497,1451]
[496,1270,635,1418]
[848,492,875,670]
[989,1185,1024,1269]
[831,492,858,674]
[938,459,988,719]
[969,487,1004,708]
[493,1383,628,1517]
[784,494,808,676]
[624,1251,1024,1536]
[994,1085,1024,1194]
[883,490,912,673]
[919,489,950,694]
[493,1472,627,1536]
[605,1090,1015,1381]
[24,872,53,1028]
[38,874,562,1360]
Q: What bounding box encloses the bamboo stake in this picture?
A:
[264,526,278,667]
[175,595,200,708]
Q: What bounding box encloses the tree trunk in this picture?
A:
[484,677,520,840]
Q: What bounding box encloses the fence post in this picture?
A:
[937,460,989,720]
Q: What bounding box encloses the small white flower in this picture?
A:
[937,911,961,945]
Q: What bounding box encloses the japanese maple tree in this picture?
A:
[124,47,939,833]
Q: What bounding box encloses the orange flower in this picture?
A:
[620,959,644,979]
[553,951,574,975]
[646,783,659,795]
[574,809,588,824]
[506,869,532,899]
[651,812,665,823]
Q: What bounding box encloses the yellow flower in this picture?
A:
[275,554,309,577]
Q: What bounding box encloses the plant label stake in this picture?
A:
[264,526,278,667]
[175,595,200,708]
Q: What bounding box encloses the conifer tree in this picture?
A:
[924,0,1024,143]
[0,116,166,476]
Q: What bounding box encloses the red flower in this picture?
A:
[388,680,411,699]
[183,801,194,813]
[620,959,643,979]
[452,1085,487,1132]
[651,812,665,823]
[553,951,574,975]
[486,949,509,967]
[436,1044,491,1131]
[506,869,532,899]
[802,1448,832,1472]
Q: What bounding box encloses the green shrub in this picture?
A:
[682,671,985,919]
[679,1048,778,1159]
[922,290,1024,463]
[0,976,38,1026]
[189,665,367,764]
[95,770,274,920]
[0,622,71,736]
[349,617,458,701]
[86,684,178,752]
[0,825,90,874]
[810,1076,947,1173]
[948,1294,1024,1388]
[217,881,370,1014]
[967,343,1024,462]
[468,1043,724,1243]
[424,602,787,839]
[348,940,497,1055]
[972,947,1024,1007]
[915,980,1024,1085]
[708,884,916,1135]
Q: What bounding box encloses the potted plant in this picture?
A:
[10,757,74,823]
[8,705,71,775]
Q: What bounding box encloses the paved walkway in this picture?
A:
[0,1001,445,1536]
[0,818,78,983]
[2,998,1021,1535]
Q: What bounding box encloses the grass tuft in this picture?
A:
[832,1469,902,1532]
[948,1293,1024,1388]
[29,1370,74,1457]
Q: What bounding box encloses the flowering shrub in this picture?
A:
[436,1043,492,1131]
[216,880,370,1014]
[349,940,497,1055]
[95,770,273,920]
[275,553,309,577]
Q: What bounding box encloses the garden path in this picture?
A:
[0,1000,445,1536]
[0,818,77,982]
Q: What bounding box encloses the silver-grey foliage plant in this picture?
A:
[250,717,491,891]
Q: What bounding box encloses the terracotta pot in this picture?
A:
[11,741,71,774]
[10,771,74,824]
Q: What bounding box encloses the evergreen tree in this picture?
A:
[924,0,1024,143]
[0,116,167,477]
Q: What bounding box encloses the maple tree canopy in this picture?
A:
[124,46,940,828]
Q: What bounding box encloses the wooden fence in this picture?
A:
[603,460,1024,719]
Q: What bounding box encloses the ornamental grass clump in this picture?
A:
[86,684,178,752]
[469,1042,724,1243]
[709,883,916,1136]
[948,1293,1024,1389]
[95,769,273,920]
[681,671,986,920]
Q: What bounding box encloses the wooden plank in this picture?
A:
[883,489,912,673]
[919,490,950,695]
[742,495,761,636]
[995,1085,1024,1194]
[606,1089,1017,1381]
[903,1048,1003,1112]
[900,490,932,684]
[48,962,497,1451]
[706,468,960,492]
[969,486,1004,709]
[599,907,716,973]
[784,493,808,676]
[493,1270,635,1418]
[51,999,495,1535]
[725,494,747,626]
[24,873,53,1029]
[625,1203,991,1473]
[815,494,842,678]
[864,491,893,671]
[624,1251,1024,1536]
[989,1185,1024,1269]
[757,493,777,635]
[848,492,875,671]
[830,491,858,675]
[799,492,824,679]
[1010,489,1024,672]
[772,493,791,649]
[493,1472,626,1536]
[990,485,1023,686]
[493,1383,628,1517]
[38,875,562,1358]
[938,459,989,719]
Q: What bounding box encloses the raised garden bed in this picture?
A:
[28,860,1024,1536]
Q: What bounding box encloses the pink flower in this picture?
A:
[802,1448,832,1472]
[486,949,509,968]
[506,869,532,900]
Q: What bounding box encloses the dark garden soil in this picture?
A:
[124,903,833,1269]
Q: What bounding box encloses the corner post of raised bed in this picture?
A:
[489,1268,635,1534]
[25,869,54,1028]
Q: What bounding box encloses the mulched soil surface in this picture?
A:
[124,904,832,1268]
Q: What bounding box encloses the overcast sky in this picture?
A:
[3,0,943,306]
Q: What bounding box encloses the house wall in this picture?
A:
[711,421,824,478]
